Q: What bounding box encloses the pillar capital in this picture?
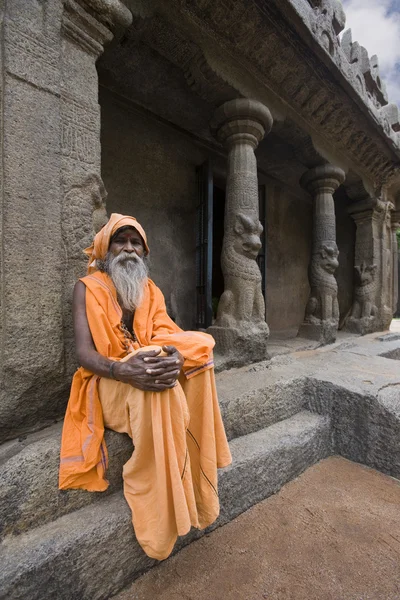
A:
[300,164,345,196]
[62,0,132,56]
[211,98,273,150]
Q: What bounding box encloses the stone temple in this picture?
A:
[1,1,400,598]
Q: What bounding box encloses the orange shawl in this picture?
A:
[59,271,215,491]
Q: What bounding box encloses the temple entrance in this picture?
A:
[195,161,266,329]
[212,185,225,322]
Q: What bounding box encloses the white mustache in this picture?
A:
[114,252,140,263]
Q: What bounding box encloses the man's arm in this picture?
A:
[73,281,179,391]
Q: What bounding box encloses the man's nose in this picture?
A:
[124,241,136,253]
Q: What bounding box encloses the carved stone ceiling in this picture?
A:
[97,16,311,189]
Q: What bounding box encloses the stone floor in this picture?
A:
[391,318,400,333]
[113,457,400,600]
[267,317,400,358]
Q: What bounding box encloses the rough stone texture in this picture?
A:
[306,381,400,480]
[345,197,398,334]
[264,181,312,334]
[99,88,208,328]
[218,377,307,441]
[0,367,307,538]
[3,0,400,446]
[298,164,345,344]
[0,0,131,443]
[284,0,399,151]
[1,333,400,599]
[116,458,400,600]
[208,99,272,364]
[391,211,400,316]
[0,411,330,600]
[0,425,132,539]
[397,260,400,317]
[0,3,66,443]
[154,0,400,189]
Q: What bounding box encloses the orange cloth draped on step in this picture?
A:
[98,347,231,559]
[59,270,221,492]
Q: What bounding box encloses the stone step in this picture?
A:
[0,411,331,600]
[0,369,307,539]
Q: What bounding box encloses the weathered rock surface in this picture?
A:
[0,370,308,538]
[1,332,399,600]
[0,411,330,600]
[0,426,132,539]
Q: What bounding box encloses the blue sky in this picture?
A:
[342,0,400,105]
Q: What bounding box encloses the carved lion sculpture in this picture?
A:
[350,263,378,319]
[305,242,339,324]
[216,212,266,329]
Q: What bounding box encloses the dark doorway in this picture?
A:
[195,161,266,329]
[212,185,225,320]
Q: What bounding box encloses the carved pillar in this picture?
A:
[60,1,131,371]
[390,210,400,317]
[0,1,131,442]
[344,197,394,334]
[298,165,345,344]
[207,98,273,366]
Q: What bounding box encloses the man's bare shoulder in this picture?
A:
[73,280,86,306]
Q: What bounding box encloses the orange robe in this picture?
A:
[59,271,232,559]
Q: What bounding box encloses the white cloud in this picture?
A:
[341,0,400,105]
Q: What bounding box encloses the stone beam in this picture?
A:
[298,164,345,344]
[156,0,398,191]
[207,98,272,367]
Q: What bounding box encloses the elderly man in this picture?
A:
[59,214,231,560]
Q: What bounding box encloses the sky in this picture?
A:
[341,0,400,106]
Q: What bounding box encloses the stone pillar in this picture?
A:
[207,98,273,366]
[344,197,394,334]
[0,1,131,442]
[60,1,131,372]
[298,165,345,344]
[390,210,400,317]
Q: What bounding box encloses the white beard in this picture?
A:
[103,251,149,311]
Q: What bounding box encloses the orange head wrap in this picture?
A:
[83,213,150,275]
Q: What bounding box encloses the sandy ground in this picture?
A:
[115,457,400,600]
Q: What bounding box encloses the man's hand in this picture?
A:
[113,346,184,392]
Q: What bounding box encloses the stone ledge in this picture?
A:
[0,411,330,600]
[0,371,308,538]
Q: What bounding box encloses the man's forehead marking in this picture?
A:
[112,225,141,238]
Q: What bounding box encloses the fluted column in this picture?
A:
[298,164,345,344]
[208,98,273,366]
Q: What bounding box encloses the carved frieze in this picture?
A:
[61,91,101,166]
[162,0,399,189]
[4,22,60,94]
